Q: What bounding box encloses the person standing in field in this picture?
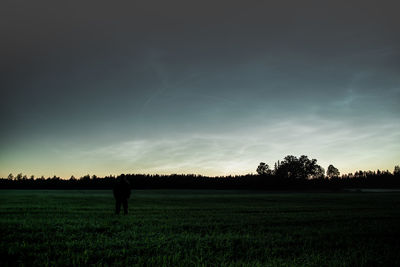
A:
[113,176,131,215]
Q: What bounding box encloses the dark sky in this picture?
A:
[1,0,399,177]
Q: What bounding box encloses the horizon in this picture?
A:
[3,160,398,180]
[1,0,399,178]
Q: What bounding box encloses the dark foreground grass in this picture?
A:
[1,190,400,266]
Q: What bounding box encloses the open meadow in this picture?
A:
[1,190,400,266]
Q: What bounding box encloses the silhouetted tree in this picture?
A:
[354,170,365,178]
[7,173,13,180]
[394,165,400,175]
[327,165,340,178]
[313,165,325,179]
[275,155,322,179]
[256,162,272,175]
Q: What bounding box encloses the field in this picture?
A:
[1,190,400,266]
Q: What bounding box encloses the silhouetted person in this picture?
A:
[113,176,131,215]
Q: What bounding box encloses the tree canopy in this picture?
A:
[327,165,340,178]
[273,155,324,179]
[256,162,272,175]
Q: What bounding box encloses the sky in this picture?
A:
[1,0,399,178]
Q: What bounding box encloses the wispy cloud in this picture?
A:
[65,114,400,176]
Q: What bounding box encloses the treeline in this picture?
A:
[1,155,399,190]
[1,172,399,190]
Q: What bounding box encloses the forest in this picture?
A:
[1,155,399,190]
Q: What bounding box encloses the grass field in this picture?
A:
[1,190,400,266]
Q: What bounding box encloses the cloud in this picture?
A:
[64,113,400,176]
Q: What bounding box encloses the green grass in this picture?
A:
[1,190,400,266]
